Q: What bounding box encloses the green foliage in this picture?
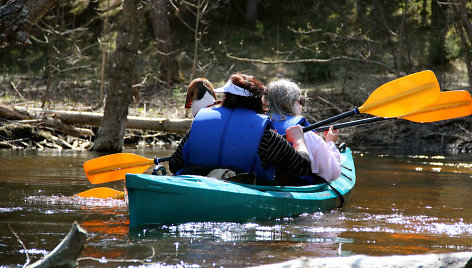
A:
[446,35,463,59]
[1,0,470,107]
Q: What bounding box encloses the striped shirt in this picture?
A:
[169,128,312,177]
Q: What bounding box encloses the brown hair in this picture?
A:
[185,78,216,108]
[222,73,267,114]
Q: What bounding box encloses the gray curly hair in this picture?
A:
[266,78,301,120]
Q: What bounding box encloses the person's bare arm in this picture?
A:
[285,125,309,155]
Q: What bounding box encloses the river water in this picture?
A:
[1,147,472,267]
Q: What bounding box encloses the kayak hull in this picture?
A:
[126,148,355,227]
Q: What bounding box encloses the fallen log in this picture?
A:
[252,252,472,268]
[14,107,193,134]
[0,105,32,120]
[41,117,95,137]
[26,221,87,268]
[0,106,94,137]
[1,105,184,149]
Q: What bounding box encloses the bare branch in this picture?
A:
[180,0,198,9]
[8,224,30,267]
[288,26,322,34]
[378,3,398,37]
[225,53,397,74]
[317,96,344,114]
[170,1,196,32]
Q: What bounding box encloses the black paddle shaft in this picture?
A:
[315,116,386,132]
[155,156,171,164]
[302,108,360,133]
[282,108,360,138]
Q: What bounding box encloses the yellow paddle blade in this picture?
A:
[76,187,125,199]
[401,90,472,123]
[83,153,154,184]
[359,70,440,117]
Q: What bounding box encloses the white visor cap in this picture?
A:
[214,80,252,97]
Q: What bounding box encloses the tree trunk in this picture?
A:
[190,0,202,81]
[455,0,472,42]
[93,0,143,153]
[0,0,60,48]
[429,0,448,67]
[245,0,258,27]
[420,0,428,25]
[150,0,184,84]
[448,0,472,87]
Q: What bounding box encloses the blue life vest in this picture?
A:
[269,114,323,186]
[182,107,276,182]
[269,114,310,135]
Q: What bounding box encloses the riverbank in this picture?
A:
[1,103,471,154]
[1,71,472,153]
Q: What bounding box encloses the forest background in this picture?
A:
[1,0,472,153]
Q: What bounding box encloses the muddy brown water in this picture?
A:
[1,147,472,267]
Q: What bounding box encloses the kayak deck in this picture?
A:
[126,147,355,227]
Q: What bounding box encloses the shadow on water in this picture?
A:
[1,147,472,267]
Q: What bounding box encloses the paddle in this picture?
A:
[314,90,472,132]
[75,187,125,199]
[300,70,441,134]
[83,154,171,184]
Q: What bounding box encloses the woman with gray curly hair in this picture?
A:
[266,78,341,185]
[266,78,305,122]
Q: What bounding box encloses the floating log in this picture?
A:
[26,221,87,268]
[14,107,192,134]
[252,252,472,268]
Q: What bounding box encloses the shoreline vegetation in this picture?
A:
[1,71,472,154]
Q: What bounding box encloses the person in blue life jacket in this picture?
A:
[266,78,342,186]
[169,73,314,185]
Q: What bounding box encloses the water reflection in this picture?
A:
[126,214,352,265]
[130,215,349,244]
[1,148,472,267]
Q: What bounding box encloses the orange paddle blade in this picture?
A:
[401,90,472,123]
[359,70,440,117]
[76,187,125,199]
[83,153,154,184]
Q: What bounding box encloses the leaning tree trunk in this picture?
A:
[448,0,472,88]
[429,0,448,67]
[150,0,184,85]
[0,0,60,48]
[245,0,258,27]
[93,0,143,152]
[454,0,472,88]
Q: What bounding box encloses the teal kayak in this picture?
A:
[126,147,355,227]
